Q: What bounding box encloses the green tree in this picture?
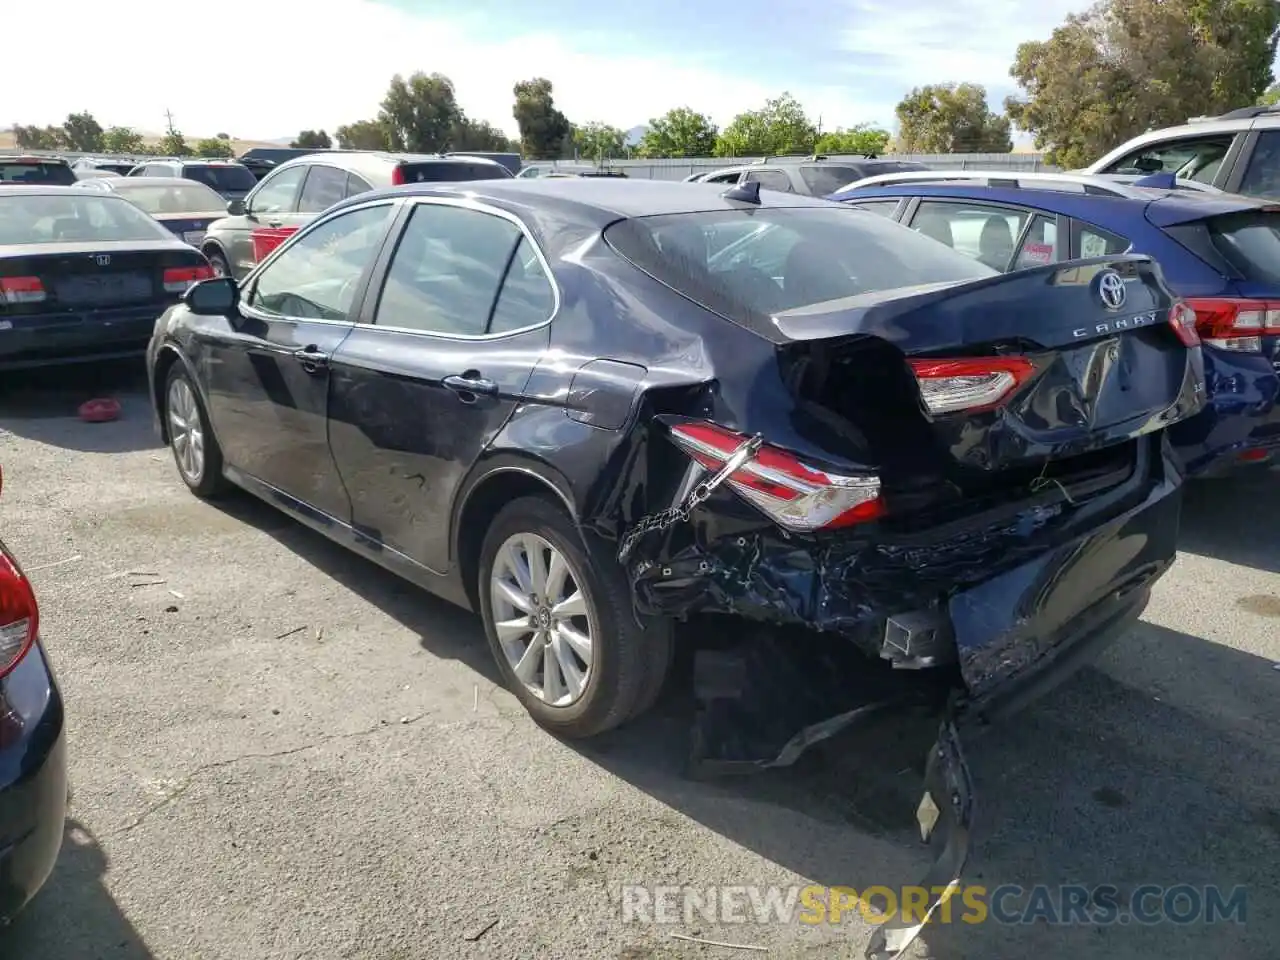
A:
[334,119,390,150]
[195,137,234,158]
[713,93,815,158]
[157,129,191,156]
[11,124,63,150]
[102,126,147,154]
[1007,0,1280,168]
[290,129,332,149]
[638,107,717,158]
[573,121,625,161]
[513,78,572,159]
[814,124,891,156]
[62,111,104,152]
[895,83,1012,153]
[1260,83,1280,105]
[379,72,460,152]
[452,118,517,152]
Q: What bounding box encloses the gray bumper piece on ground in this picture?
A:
[865,717,974,960]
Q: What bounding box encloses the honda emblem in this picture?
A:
[94,254,111,267]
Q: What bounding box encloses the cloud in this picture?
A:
[9,0,892,140]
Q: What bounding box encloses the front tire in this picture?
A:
[204,246,231,278]
[164,365,228,498]
[478,496,672,738]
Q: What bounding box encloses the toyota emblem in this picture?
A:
[1097,269,1126,310]
[94,254,111,267]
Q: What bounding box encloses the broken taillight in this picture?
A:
[907,356,1037,415]
[667,421,886,531]
[0,543,38,680]
[1182,297,1280,352]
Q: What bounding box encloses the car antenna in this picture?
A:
[722,180,762,204]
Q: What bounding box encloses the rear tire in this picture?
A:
[204,246,231,278]
[164,365,228,499]
[478,496,672,738]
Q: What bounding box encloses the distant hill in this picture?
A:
[0,128,287,156]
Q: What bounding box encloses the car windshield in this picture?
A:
[0,192,172,244]
[0,160,76,186]
[183,163,257,192]
[397,161,514,183]
[605,206,996,323]
[113,182,226,215]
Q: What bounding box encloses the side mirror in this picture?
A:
[183,277,239,315]
[227,198,246,216]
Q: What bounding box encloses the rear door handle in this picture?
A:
[293,345,330,373]
[442,372,498,400]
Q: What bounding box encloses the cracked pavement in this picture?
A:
[1,362,1278,960]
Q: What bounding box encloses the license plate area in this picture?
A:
[183,231,205,245]
[54,272,153,307]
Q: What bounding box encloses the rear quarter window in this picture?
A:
[1207,210,1280,284]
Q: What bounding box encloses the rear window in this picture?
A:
[0,160,76,186]
[396,161,513,183]
[1208,210,1280,284]
[112,182,227,215]
[799,166,866,195]
[0,193,172,244]
[604,206,995,325]
[182,163,257,192]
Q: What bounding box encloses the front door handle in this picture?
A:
[293,345,330,373]
[267,219,283,228]
[442,372,498,400]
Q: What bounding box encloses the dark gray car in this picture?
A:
[200,152,513,279]
[691,157,930,195]
[126,158,259,204]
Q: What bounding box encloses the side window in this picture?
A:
[373,204,523,336]
[744,170,793,192]
[707,172,743,184]
[490,237,556,334]
[246,204,393,320]
[908,201,1031,271]
[847,200,901,218]
[1238,130,1280,198]
[1013,214,1059,269]
[248,166,307,215]
[1077,223,1130,259]
[1103,136,1234,183]
[297,165,349,213]
[345,172,373,199]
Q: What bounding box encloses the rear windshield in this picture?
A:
[799,165,867,195]
[183,163,257,192]
[113,181,226,215]
[96,163,136,176]
[0,160,76,186]
[1208,210,1280,284]
[0,193,172,244]
[604,206,995,324]
[397,161,514,183]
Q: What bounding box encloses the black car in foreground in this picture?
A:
[0,187,213,371]
[146,178,1204,955]
[0,489,67,924]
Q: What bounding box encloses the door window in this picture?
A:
[908,201,1031,270]
[706,172,743,184]
[1102,135,1234,183]
[297,165,349,213]
[1012,214,1058,269]
[248,166,306,216]
[1238,130,1280,198]
[245,204,393,320]
[847,199,900,218]
[1078,223,1130,258]
[743,170,793,192]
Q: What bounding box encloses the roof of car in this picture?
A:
[0,185,118,197]
[97,176,208,188]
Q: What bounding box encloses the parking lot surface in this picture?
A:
[1,363,1277,960]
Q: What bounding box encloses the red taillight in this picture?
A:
[1167,301,1201,347]
[667,421,886,531]
[163,265,214,293]
[1182,297,1280,352]
[907,356,1037,415]
[0,545,38,680]
[0,276,46,304]
[391,165,406,186]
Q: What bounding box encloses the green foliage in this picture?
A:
[814,124,891,157]
[380,72,460,152]
[62,111,104,152]
[513,78,572,159]
[573,121,626,161]
[1258,82,1280,105]
[334,119,390,150]
[713,93,815,158]
[157,129,192,157]
[638,108,718,158]
[102,126,146,154]
[291,129,332,149]
[452,118,517,153]
[895,83,1012,153]
[11,124,64,150]
[195,137,234,158]
[1007,0,1280,168]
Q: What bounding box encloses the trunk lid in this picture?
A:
[774,255,1205,499]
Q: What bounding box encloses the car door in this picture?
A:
[226,164,308,278]
[199,200,399,518]
[326,198,555,573]
[904,199,1047,271]
[248,163,345,264]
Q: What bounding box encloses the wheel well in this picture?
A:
[457,471,570,609]
[201,240,226,261]
[152,348,181,443]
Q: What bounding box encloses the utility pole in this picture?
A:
[164,108,177,135]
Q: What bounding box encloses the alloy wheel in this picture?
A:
[489,532,595,707]
[167,377,205,483]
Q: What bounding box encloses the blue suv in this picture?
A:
[830,171,1280,476]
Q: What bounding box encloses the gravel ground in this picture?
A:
[0,362,1277,960]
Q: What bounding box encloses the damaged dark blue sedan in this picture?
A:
[146,178,1205,958]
